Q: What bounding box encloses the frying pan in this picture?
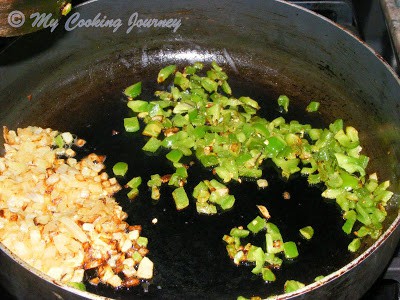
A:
[0,0,399,299]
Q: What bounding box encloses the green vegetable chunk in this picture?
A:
[142,137,162,152]
[314,275,325,282]
[137,236,148,247]
[284,280,305,293]
[299,226,314,240]
[172,187,189,210]
[67,282,86,291]
[157,65,177,83]
[127,100,149,113]
[113,162,128,176]
[148,174,162,187]
[277,95,290,113]
[306,101,320,112]
[166,149,183,163]
[54,134,64,148]
[247,216,267,234]
[127,188,139,200]
[143,122,162,138]
[283,241,299,259]
[196,202,217,215]
[348,238,361,252]
[124,117,140,132]
[124,82,142,98]
[262,268,276,282]
[127,176,142,189]
[230,228,250,238]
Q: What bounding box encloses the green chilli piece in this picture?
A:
[127,100,149,113]
[113,162,128,176]
[166,149,183,163]
[54,134,64,148]
[348,238,361,252]
[172,187,189,210]
[157,65,177,83]
[196,202,217,215]
[124,117,140,132]
[306,101,320,112]
[299,226,314,240]
[127,188,139,200]
[230,228,250,238]
[122,64,393,251]
[148,174,162,187]
[66,282,86,291]
[262,268,276,282]
[314,275,325,282]
[247,216,267,234]
[284,280,305,293]
[137,236,148,247]
[132,251,143,263]
[342,210,357,234]
[265,223,284,254]
[124,82,142,98]
[283,241,299,259]
[142,122,163,138]
[126,176,142,189]
[151,186,160,201]
[142,137,162,152]
[61,3,72,16]
[277,95,290,113]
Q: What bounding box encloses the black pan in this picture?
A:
[0,1,399,299]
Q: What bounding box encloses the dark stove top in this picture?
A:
[0,0,399,299]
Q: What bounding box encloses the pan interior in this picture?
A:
[2,50,380,298]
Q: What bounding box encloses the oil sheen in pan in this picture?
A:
[72,72,357,299]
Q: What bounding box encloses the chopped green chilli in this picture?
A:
[348,238,361,252]
[166,149,183,163]
[127,176,142,189]
[54,134,64,148]
[262,268,276,282]
[124,117,140,132]
[172,187,189,210]
[67,282,86,291]
[193,180,235,214]
[247,216,267,234]
[158,65,177,83]
[277,95,290,113]
[124,81,142,98]
[126,62,393,238]
[142,137,162,152]
[127,188,139,200]
[113,162,128,176]
[306,101,320,112]
[224,213,302,290]
[137,236,149,247]
[284,280,305,293]
[299,226,314,240]
[314,275,325,282]
[123,63,393,268]
[283,241,299,259]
